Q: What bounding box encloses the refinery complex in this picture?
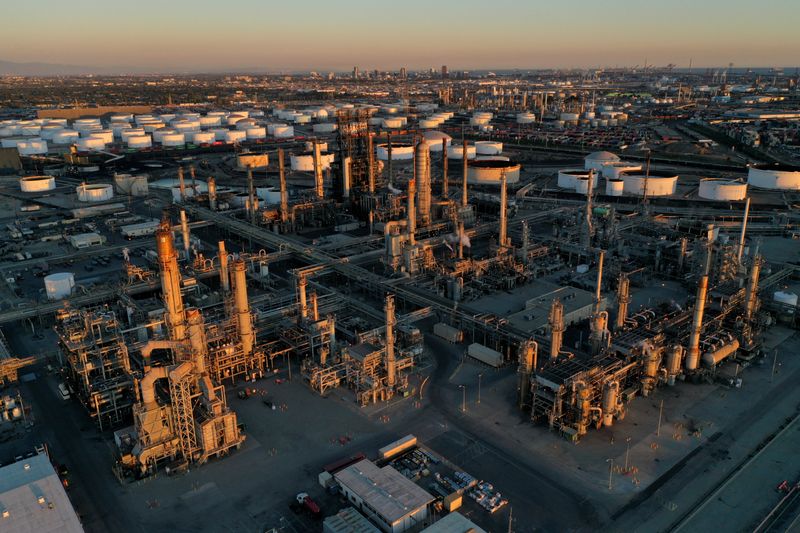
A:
[1,66,800,532]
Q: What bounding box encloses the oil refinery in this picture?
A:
[1,62,800,533]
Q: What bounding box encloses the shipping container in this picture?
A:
[433,323,463,343]
[378,434,417,460]
[467,343,503,367]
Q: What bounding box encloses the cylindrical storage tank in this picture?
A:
[20,175,55,192]
[199,116,222,128]
[560,112,579,122]
[469,116,490,126]
[89,130,114,144]
[245,127,266,140]
[382,117,403,129]
[191,131,215,145]
[121,128,146,142]
[159,114,176,123]
[141,121,165,133]
[1,138,23,148]
[473,111,493,120]
[575,177,590,194]
[466,159,521,185]
[474,141,503,155]
[620,170,679,197]
[235,118,258,131]
[161,133,186,147]
[17,140,48,155]
[557,169,590,189]
[294,114,311,124]
[110,114,133,123]
[231,192,249,207]
[601,162,643,179]
[747,164,800,190]
[368,117,383,127]
[76,183,114,202]
[584,111,596,120]
[211,128,230,141]
[226,114,247,126]
[256,187,281,204]
[376,143,414,161]
[127,135,152,149]
[304,141,328,152]
[419,119,438,129]
[475,155,510,162]
[40,124,64,140]
[447,144,477,160]
[173,121,201,135]
[423,131,452,152]
[698,178,748,201]
[290,152,333,171]
[73,118,101,131]
[381,106,398,115]
[52,130,80,145]
[516,112,537,124]
[272,125,294,138]
[605,178,624,196]
[44,272,75,300]
[585,151,621,171]
[774,291,798,307]
[224,130,246,143]
[76,137,106,151]
[153,128,177,143]
[110,122,130,137]
[312,123,337,134]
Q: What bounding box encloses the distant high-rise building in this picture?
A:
[400,67,407,79]
[441,65,448,79]
[353,66,359,80]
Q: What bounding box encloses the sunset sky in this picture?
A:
[3,0,798,72]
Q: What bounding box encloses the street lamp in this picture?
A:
[477,373,483,405]
[625,437,632,472]
[606,458,614,490]
[458,385,466,413]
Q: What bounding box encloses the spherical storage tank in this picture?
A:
[466,159,521,185]
[312,123,337,134]
[76,183,114,202]
[698,178,748,201]
[557,169,592,189]
[377,143,414,161]
[585,151,620,171]
[747,164,800,190]
[44,272,75,300]
[620,170,678,197]
[20,175,55,192]
[447,144,477,160]
[474,141,503,155]
[127,135,152,149]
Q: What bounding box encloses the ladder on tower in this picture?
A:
[169,374,198,462]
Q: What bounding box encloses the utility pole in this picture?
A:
[607,458,614,490]
[477,373,482,404]
[459,384,466,413]
[657,399,664,436]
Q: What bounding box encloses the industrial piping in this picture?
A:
[615,273,630,330]
[313,141,324,200]
[180,210,190,256]
[685,275,709,371]
[385,294,396,388]
[549,299,564,359]
[218,241,230,293]
[416,139,431,226]
[232,259,254,357]
[156,218,187,341]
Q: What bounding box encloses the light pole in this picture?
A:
[625,437,632,471]
[606,458,614,490]
[459,385,466,413]
[477,373,483,405]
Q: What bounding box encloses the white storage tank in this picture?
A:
[272,125,294,138]
[227,114,247,126]
[44,272,75,300]
[40,124,64,140]
[575,177,590,194]
[304,141,328,152]
[20,175,55,192]
[419,119,438,129]
[376,143,414,161]
[76,183,114,202]
[747,164,800,190]
[557,169,591,189]
[466,159,521,185]
[469,116,491,126]
[294,114,311,124]
[474,141,503,155]
[191,131,215,145]
[382,117,404,129]
[605,178,624,196]
[52,130,80,145]
[620,170,678,197]
[246,127,267,140]
[698,178,748,201]
[312,123,337,134]
[127,135,152,149]
[585,151,621,171]
[774,291,798,307]
[235,118,258,131]
[237,153,269,169]
[423,131,452,152]
[110,114,133,123]
[447,144,477,160]
[211,128,230,141]
[121,128,146,142]
[89,130,114,144]
[291,152,334,171]
[516,112,537,124]
[199,116,222,128]
[141,121,165,133]
[601,161,642,179]
[76,137,106,151]
[256,187,281,204]
[224,130,246,144]
[153,128,177,143]
[161,133,186,147]
[17,140,48,155]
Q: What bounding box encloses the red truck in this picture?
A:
[296,492,321,519]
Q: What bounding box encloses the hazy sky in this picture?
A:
[3,0,799,72]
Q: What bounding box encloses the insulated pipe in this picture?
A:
[385,294,396,388]
[498,172,508,252]
[549,299,564,359]
[207,176,217,210]
[461,140,468,207]
[277,148,289,224]
[313,141,324,200]
[156,218,186,341]
[298,275,308,322]
[685,275,708,371]
[186,308,208,374]
[177,166,186,202]
[310,291,319,321]
[140,340,182,370]
[140,366,169,408]
[232,259,254,357]
[218,241,230,292]
[180,209,190,256]
[407,178,416,245]
[416,139,431,226]
[737,197,751,264]
[615,273,630,330]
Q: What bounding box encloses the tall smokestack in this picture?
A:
[441,145,448,199]
[407,178,416,245]
[232,259,254,357]
[207,176,217,210]
[685,275,708,371]
[461,140,468,207]
[385,294,396,388]
[615,273,630,330]
[517,340,537,408]
[313,140,324,200]
[498,171,508,253]
[218,241,229,293]
[589,250,608,353]
[367,134,376,194]
[549,299,564,360]
[177,166,186,202]
[343,157,352,200]
[416,139,431,226]
[156,217,186,342]
[737,197,751,264]
[744,256,761,322]
[180,209,190,257]
[278,148,288,224]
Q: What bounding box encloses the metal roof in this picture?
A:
[421,512,487,533]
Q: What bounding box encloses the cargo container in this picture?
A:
[467,343,503,367]
[433,323,463,343]
[378,434,417,460]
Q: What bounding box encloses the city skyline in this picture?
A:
[3,0,798,73]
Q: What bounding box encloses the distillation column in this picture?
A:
[615,273,630,330]
[415,139,431,226]
[180,209,190,257]
[589,250,609,353]
[297,274,308,323]
[247,166,256,224]
[218,241,230,293]
[441,147,448,199]
[737,197,751,265]
[232,259,254,358]
[278,148,289,224]
[582,170,594,249]
[685,275,708,372]
[385,294,396,389]
[517,340,537,408]
[313,141,324,200]
[407,178,416,245]
[207,177,217,210]
[744,256,761,322]
[156,218,187,342]
[549,299,564,360]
